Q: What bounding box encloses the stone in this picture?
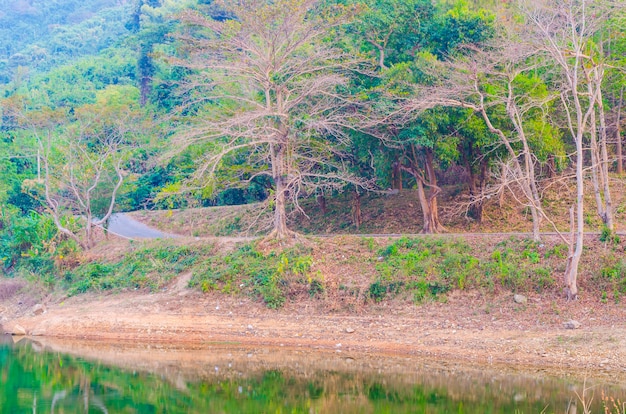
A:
[32,304,46,315]
[345,327,355,333]
[11,324,27,336]
[564,320,581,329]
[514,294,527,304]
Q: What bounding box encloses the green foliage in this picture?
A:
[190,243,313,309]
[595,256,626,303]
[600,226,621,245]
[484,239,556,293]
[0,207,60,283]
[0,0,133,84]
[64,243,211,295]
[372,237,477,302]
[370,237,561,303]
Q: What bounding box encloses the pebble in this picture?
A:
[564,320,581,329]
[345,327,355,333]
[514,294,527,304]
[32,304,46,315]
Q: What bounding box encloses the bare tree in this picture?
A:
[519,0,625,299]
[10,88,140,249]
[170,0,372,240]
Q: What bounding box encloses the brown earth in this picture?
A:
[2,267,626,384]
[128,184,626,238]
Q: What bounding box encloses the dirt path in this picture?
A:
[2,278,626,383]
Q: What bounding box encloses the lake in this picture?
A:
[1,334,624,413]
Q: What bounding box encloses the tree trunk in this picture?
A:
[424,148,445,233]
[316,195,327,214]
[564,135,585,301]
[140,76,150,107]
[546,154,556,178]
[596,85,614,230]
[353,188,362,230]
[271,143,290,239]
[273,173,289,239]
[498,162,506,208]
[392,158,403,190]
[617,87,624,175]
[415,178,433,233]
[464,150,487,222]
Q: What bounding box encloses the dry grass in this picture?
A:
[126,174,626,238]
[0,279,25,301]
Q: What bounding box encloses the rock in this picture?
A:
[32,304,46,315]
[514,294,527,304]
[345,327,355,333]
[11,324,27,336]
[564,320,581,329]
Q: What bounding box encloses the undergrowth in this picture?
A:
[369,237,567,303]
[189,243,314,309]
[64,243,213,295]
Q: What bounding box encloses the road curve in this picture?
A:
[106,213,177,240]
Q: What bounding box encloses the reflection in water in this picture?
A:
[0,334,624,413]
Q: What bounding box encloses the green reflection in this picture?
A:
[0,335,622,413]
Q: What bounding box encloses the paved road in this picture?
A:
[106,213,176,240]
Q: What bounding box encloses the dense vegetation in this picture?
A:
[1,0,626,301]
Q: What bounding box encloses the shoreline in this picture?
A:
[3,287,626,383]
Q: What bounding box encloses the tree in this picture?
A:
[396,11,567,239]
[519,0,626,299]
[170,0,371,239]
[9,86,142,249]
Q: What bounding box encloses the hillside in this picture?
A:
[0,0,132,84]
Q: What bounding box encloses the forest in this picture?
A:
[1,0,625,302]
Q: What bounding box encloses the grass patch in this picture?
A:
[370,236,561,303]
[189,243,313,309]
[64,242,213,296]
[483,238,557,293]
[371,237,479,303]
[594,255,626,304]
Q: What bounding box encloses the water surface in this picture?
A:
[1,334,623,413]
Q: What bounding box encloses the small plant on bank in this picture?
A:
[600,226,621,247]
[594,255,626,304]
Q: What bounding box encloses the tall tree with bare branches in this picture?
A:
[170,0,371,239]
[519,0,626,299]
